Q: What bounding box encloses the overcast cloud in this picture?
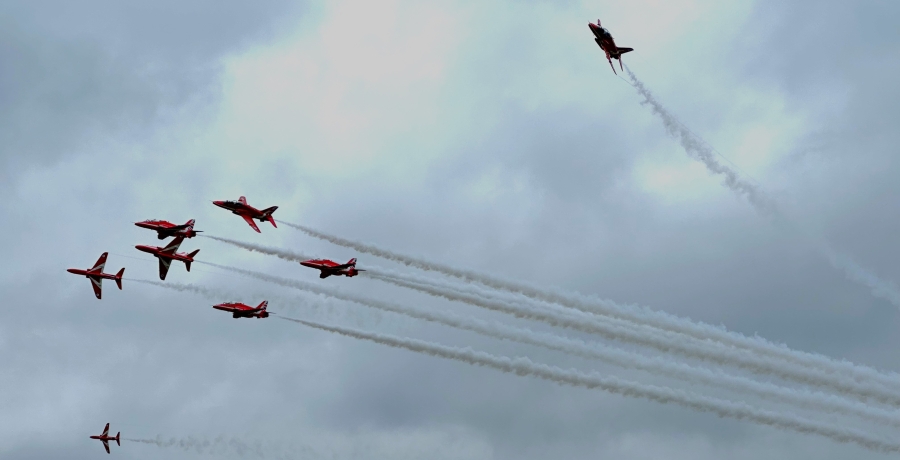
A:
[3,0,900,459]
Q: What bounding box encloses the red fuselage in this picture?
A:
[213,301,270,318]
[67,252,124,299]
[67,268,118,280]
[300,259,363,278]
[135,238,199,280]
[587,20,633,75]
[135,219,200,239]
[588,22,618,56]
[90,423,120,454]
[213,200,267,218]
[135,244,195,263]
[213,197,278,233]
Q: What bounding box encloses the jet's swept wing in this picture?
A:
[101,423,109,436]
[90,253,108,273]
[242,215,261,233]
[161,237,184,254]
[102,440,110,454]
[159,258,172,280]
[91,277,103,299]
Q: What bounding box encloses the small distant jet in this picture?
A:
[300,258,365,279]
[588,19,633,74]
[213,300,271,318]
[135,237,200,280]
[67,252,124,299]
[212,196,278,233]
[90,423,120,454]
[135,218,201,240]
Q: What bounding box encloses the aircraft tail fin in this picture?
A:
[185,250,200,272]
[258,300,268,311]
[115,268,125,290]
[185,218,195,228]
[115,432,120,446]
[616,47,633,71]
[260,206,278,227]
[348,258,357,267]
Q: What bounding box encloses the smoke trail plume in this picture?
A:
[137,269,900,427]
[200,236,900,403]
[624,67,900,309]
[282,317,900,453]
[127,436,268,457]
[823,247,900,307]
[366,271,900,405]
[191,262,900,422]
[623,67,776,214]
[203,234,315,263]
[131,278,222,297]
[127,435,328,459]
[277,223,900,393]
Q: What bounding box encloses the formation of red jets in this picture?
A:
[75,19,632,454]
[74,195,368,453]
[68,195,366,304]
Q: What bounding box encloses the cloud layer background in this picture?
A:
[3,0,900,458]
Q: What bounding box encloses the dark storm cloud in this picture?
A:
[0,0,299,184]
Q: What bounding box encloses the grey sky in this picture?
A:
[3,0,900,458]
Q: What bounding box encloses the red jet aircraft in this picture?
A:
[135,237,199,280]
[300,258,365,278]
[212,196,278,233]
[134,218,201,240]
[588,20,633,74]
[213,300,271,318]
[67,252,124,299]
[90,423,120,454]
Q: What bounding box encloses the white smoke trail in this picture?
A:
[127,436,327,459]
[201,236,900,403]
[275,223,900,394]
[203,235,315,263]
[188,263,900,425]
[282,317,900,453]
[127,436,268,457]
[623,67,776,214]
[823,247,900,307]
[131,278,223,297]
[366,271,900,405]
[624,67,900,309]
